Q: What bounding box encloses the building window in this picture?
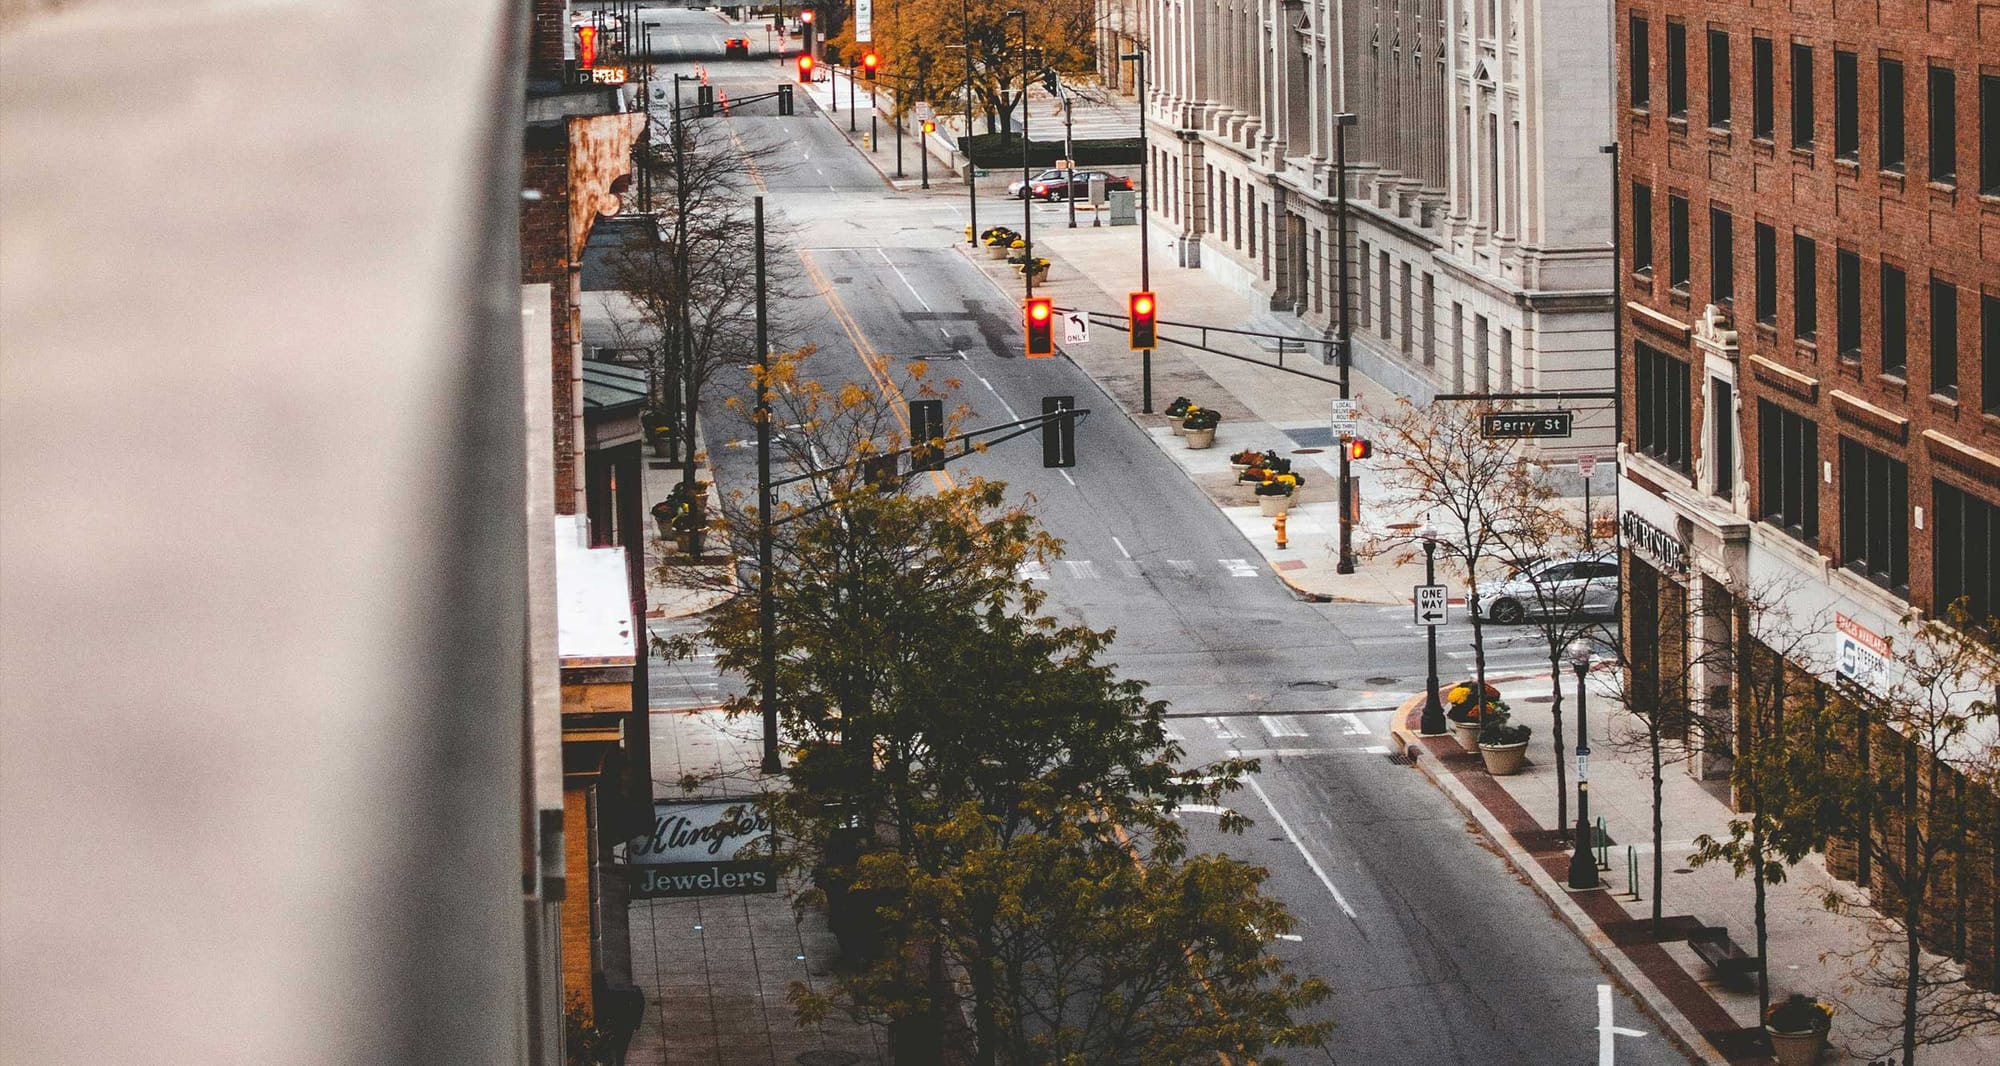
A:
[1793,233,1817,341]
[1930,66,1957,184]
[1707,30,1731,128]
[1668,195,1690,291]
[1758,399,1819,544]
[1984,293,1999,415]
[1880,58,1906,172]
[1982,74,2000,195]
[1710,206,1734,304]
[1632,183,1654,275]
[1422,273,1437,365]
[1630,16,1652,110]
[1711,377,1735,500]
[1755,222,1778,325]
[1836,248,1862,358]
[1933,480,2000,626]
[1752,37,1775,140]
[1248,193,1258,256]
[1635,342,1692,474]
[1882,263,1908,377]
[1790,43,1815,150]
[1931,278,1959,398]
[1378,249,1391,339]
[1358,239,1371,329]
[1834,50,1859,160]
[1839,437,1909,595]
[1666,21,1688,119]
[1399,261,1413,355]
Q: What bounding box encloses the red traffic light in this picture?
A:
[800,8,814,22]
[1025,297,1054,357]
[796,54,814,82]
[863,52,879,71]
[1128,291,1157,350]
[1346,439,1374,460]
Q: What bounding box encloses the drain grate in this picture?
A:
[1286,680,1339,691]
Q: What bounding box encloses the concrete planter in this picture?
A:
[1478,741,1529,775]
[1765,1028,1827,1066]
[985,244,1010,259]
[1258,493,1293,516]
[1184,427,1216,449]
[1450,720,1483,752]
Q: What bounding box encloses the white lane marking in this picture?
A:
[1111,536,1131,558]
[1062,560,1101,580]
[1335,713,1372,736]
[1221,558,1259,577]
[1113,560,1143,578]
[973,374,1022,420]
[1173,803,1232,816]
[1203,716,1238,741]
[1598,983,1649,1064]
[1015,561,1051,581]
[1276,933,1304,942]
[1351,636,1419,647]
[1242,774,1358,919]
[1259,715,1310,738]
[876,248,933,311]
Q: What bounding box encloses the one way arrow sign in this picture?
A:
[1414,584,1448,627]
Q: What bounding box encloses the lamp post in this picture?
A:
[1120,50,1151,412]
[1333,112,1358,575]
[1007,9,1032,299]
[963,35,977,247]
[672,72,704,555]
[754,195,779,773]
[1419,527,1448,735]
[1568,644,1600,890]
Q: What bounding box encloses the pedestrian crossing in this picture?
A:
[1014,557,1265,582]
[1164,708,1396,756]
[1338,602,1584,676]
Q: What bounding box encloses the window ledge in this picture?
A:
[1834,156,1860,170]
[1827,564,1913,618]
[1790,146,1817,162]
[1929,392,1960,416]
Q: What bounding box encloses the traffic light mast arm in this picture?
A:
[1052,306,1344,388]
[768,408,1091,495]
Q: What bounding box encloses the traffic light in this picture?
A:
[862,51,879,80]
[796,54,814,83]
[908,399,945,472]
[1346,438,1374,461]
[1042,396,1076,468]
[1128,291,1157,350]
[921,119,936,135]
[799,8,814,22]
[1025,297,1054,357]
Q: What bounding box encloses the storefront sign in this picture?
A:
[628,799,775,897]
[1620,510,1687,574]
[1834,613,1890,694]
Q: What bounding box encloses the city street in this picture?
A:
[642,10,1692,1062]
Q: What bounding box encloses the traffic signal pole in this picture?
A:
[1333,113,1357,575]
[1121,50,1151,411]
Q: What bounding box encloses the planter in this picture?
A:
[653,513,675,541]
[1170,420,1187,436]
[1765,1028,1827,1066]
[1450,719,1483,752]
[1258,493,1293,516]
[648,436,673,458]
[1184,427,1217,449]
[1230,462,1250,474]
[985,244,1010,260]
[1478,741,1529,775]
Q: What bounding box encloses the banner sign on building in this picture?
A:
[628,799,776,897]
[1620,510,1688,574]
[1834,613,1890,694]
[855,0,872,41]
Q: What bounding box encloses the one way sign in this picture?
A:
[1414,584,1449,627]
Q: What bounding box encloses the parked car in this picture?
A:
[1473,553,1620,624]
[1005,169,1137,201]
[723,38,750,58]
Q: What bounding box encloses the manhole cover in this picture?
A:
[1287,680,1339,691]
[1292,447,1324,454]
[830,275,854,284]
[1522,695,1554,704]
[1673,867,1695,875]
[1366,676,1400,685]
[797,1053,862,1066]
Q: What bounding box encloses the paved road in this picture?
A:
[643,10,1691,1064]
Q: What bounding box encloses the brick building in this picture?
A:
[1614,0,1999,989]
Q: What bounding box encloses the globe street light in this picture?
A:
[1418,526,1448,735]
[1567,642,1600,890]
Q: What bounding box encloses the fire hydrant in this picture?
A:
[1273,511,1289,550]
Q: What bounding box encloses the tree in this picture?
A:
[1695,602,1999,1063]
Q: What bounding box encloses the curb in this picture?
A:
[1388,692,1736,1066]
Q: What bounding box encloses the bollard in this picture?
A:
[1274,511,1288,550]
[1596,817,1611,871]
[1627,846,1641,901]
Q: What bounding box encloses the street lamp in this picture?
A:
[672,72,705,554]
[1120,49,1151,412]
[1568,643,1600,890]
[1419,527,1448,735]
[1333,112,1358,575]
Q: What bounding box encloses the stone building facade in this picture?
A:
[1614,0,1999,989]
[1136,0,1616,454]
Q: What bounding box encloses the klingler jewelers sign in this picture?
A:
[627,799,776,897]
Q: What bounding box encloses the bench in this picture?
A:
[1688,925,1762,991]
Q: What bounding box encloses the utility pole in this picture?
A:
[961,18,977,247]
[1334,112,1357,575]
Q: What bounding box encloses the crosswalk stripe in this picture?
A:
[1063,560,1101,580]
[1259,715,1310,738]
[1335,712,1372,736]
[1221,558,1259,577]
[1203,716,1238,741]
[1167,559,1198,576]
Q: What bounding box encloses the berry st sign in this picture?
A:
[1479,410,1573,439]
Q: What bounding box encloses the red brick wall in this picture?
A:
[522,127,579,514]
[1617,0,2000,615]
[530,0,568,87]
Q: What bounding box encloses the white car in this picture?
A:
[1473,554,1620,624]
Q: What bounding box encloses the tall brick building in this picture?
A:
[1614,0,1999,988]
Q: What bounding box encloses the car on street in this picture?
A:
[1005,168,1137,201]
[1472,553,1620,624]
[723,38,750,57]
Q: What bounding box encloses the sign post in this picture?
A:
[1415,584,1448,626]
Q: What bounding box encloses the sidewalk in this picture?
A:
[1388,669,2000,1066]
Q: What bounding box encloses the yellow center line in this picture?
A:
[722,119,768,193]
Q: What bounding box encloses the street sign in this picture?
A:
[1414,584,1448,627]
[1577,453,1599,478]
[1063,311,1089,344]
[1330,399,1359,438]
[1479,410,1574,439]
[912,101,936,123]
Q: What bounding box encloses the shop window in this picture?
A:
[1882,263,1908,377]
[1632,183,1654,275]
[1630,16,1652,110]
[1880,58,1906,172]
[1707,29,1731,128]
[1635,342,1692,474]
[1757,399,1819,544]
[1836,248,1861,358]
[1791,43,1815,150]
[1839,437,1909,596]
[1793,233,1817,341]
[1931,278,1959,398]
[1933,480,2000,626]
[1834,50,1858,160]
[1709,206,1734,305]
[1930,66,1956,184]
[1752,37,1775,140]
